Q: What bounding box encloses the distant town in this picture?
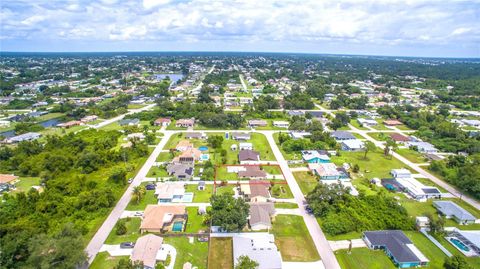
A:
[0,52,479,269]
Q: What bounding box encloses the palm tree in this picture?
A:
[132,185,146,204]
[384,138,398,157]
[363,141,376,159]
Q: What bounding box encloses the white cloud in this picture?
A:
[143,0,172,9]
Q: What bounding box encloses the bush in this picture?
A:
[115,219,127,235]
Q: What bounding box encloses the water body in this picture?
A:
[0,130,16,138]
[39,118,61,128]
[154,73,184,82]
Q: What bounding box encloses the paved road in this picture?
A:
[264,132,341,269]
[85,132,173,264]
[315,103,480,210]
[91,103,155,129]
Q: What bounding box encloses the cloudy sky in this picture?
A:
[1,0,479,57]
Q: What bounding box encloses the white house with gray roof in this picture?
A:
[233,233,282,269]
[433,201,476,225]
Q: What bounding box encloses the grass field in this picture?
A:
[336,248,396,269]
[395,148,426,163]
[147,165,169,177]
[185,207,209,233]
[215,185,235,196]
[125,183,158,211]
[90,252,126,269]
[273,132,303,160]
[274,202,299,208]
[185,184,213,202]
[271,183,294,199]
[350,119,369,130]
[293,171,318,195]
[105,217,142,244]
[165,237,209,269]
[13,177,41,193]
[208,237,233,269]
[272,215,320,261]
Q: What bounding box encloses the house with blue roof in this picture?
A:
[301,150,330,163]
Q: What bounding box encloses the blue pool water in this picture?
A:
[450,238,470,251]
[172,221,184,232]
[182,192,194,203]
[200,154,209,161]
[199,146,208,151]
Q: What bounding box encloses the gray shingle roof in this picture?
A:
[364,230,422,263]
[433,201,476,221]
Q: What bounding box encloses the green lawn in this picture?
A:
[395,148,426,163]
[368,132,389,141]
[274,202,299,209]
[272,132,303,161]
[272,215,320,261]
[127,104,148,109]
[185,207,209,233]
[434,235,480,268]
[157,152,173,162]
[105,217,142,244]
[293,171,318,195]
[215,185,235,196]
[271,183,294,199]
[336,248,396,269]
[185,184,213,202]
[36,112,64,121]
[125,184,158,211]
[331,149,409,179]
[147,165,169,177]
[208,237,233,269]
[165,237,209,269]
[261,165,283,175]
[90,252,126,269]
[13,177,41,193]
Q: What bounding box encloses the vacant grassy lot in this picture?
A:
[147,165,168,177]
[272,215,320,261]
[165,237,209,269]
[271,183,294,199]
[90,252,126,269]
[336,247,395,269]
[273,132,302,160]
[208,237,233,269]
[13,177,41,193]
[331,149,409,179]
[214,185,235,196]
[394,148,427,163]
[105,217,141,244]
[274,202,299,209]
[125,183,157,211]
[293,171,318,195]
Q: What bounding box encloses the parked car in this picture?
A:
[134,211,143,217]
[198,236,209,242]
[146,184,156,190]
[305,205,314,214]
[127,178,133,184]
[120,242,135,248]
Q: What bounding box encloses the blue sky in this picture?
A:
[1,0,479,57]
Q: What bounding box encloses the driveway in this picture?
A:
[328,239,366,251]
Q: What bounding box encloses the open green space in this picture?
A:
[208,237,233,269]
[272,215,320,261]
[273,132,302,160]
[125,183,158,211]
[271,183,294,199]
[214,185,235,196]
[12,177,41,193]
[350,119,369,130]
[147,165,169,178]
[274,202,299,209]
[336,247,396,269]
[395,148,427,163]
[293,171,318,195]
[105,217,142,244]
[165,237,209,269]
[90,252,126,269]
[185,184,213,202]
[185,207,209,233]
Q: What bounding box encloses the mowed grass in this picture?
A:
[331,149,409,179]
[125,183,158,211]
[395,148,427,164]
[185,207,209,233]
[12,177,41,193]
[274,202,299,209]
[272,215,320,261]
[336,247,396,269]
[90,252,126,269]
[293,171,318,195]
[104,217,142,244]
[208,237,233,269]
[271,183,294,199]
[165,237,209,269]
[185,184,213,202]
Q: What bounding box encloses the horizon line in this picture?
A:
[1,50,479,60]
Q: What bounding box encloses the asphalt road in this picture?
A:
[85,132,173,264]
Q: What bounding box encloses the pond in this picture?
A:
[39,118,62,128]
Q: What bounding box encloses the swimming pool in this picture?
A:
[200,154,210,161]
[450,238,470,251]
[199,146,208,151]
[172,221,184,232]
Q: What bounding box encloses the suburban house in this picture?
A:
[166,163,194,179]
[240,180,271,202]
[231,132,251,140]
[185,132,207,139]
[0,174,18,184]
[118,118,140,126]
[390,133,410,143]
[357,118,378,126]
[406,141,438,153]
[155,182,186,203]
[248,119,268,128]
[130,234,164,269]
[433,201,476,225]
[249,202,275,231]
[81,115,98,123]
[446,228,480,256]
[140,205,188,233]
[289,131,311,140]
[172,148,202,164]
[57,120,82,128]
[239,142,253,150]
[330,131,356,141]
[363,230,429,268]
[238,166,267,180]
[308,163,348,180]
[239,149,261,164]
[6,132,41,143]
[273,121,289,128]
[390,169,442,201]
[175,118,195,128]
[175,140,194,151]
[383,119,403,126]
[301,150,330,163]
[340,139,365,151]
[288,110,304,117]
[307,111,323,119]
[154,117,171,126]
[233,233,282,269]
[126,133,145,140]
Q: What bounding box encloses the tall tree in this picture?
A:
[363,141,376,159]
[235,255,259,269]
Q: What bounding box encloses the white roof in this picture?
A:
[395,177,440,197]
[341,139,364,149]
[233,233,282,269]
[406,244,429,263]
[456,230,480,248]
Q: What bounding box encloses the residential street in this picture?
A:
[91,103,156,129]
[85,132,173,264]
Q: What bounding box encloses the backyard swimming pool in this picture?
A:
[172,221,184,232]
[200,154,210,161]
[450,237,470,252]
[199,146,208,151]
[182,192,194,202]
